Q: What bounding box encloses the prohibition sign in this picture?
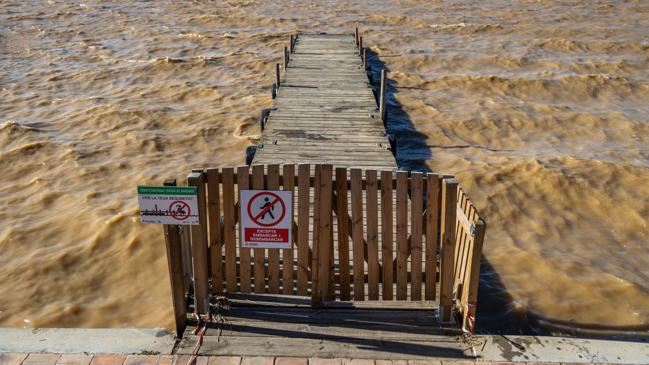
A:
[247,191,286,227]
[169,200,191,221]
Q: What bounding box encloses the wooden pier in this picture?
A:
[253,33,396,170]
[160,31,487,360]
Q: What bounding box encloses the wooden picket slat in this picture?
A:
[366,170,379,300]
[317,165,333,301]
[282,164,295,295]
[222,168,237,293]
[252,165,266,293]
[267,164,281,294]
[237,166,251,293]
[335,167,351,301]
[311,165,322,306]
[454,191,468,281]
[395,171,408,301]
[410,172,423,301]
[350,168,365,301]
[206,168,223,293]
[380,170,393,300]
[297,164,310,295]
[425,173,440,300]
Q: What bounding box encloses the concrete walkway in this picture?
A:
[0,354,638,365]
[1,329,648,365]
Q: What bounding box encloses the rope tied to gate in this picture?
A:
[187,312,207,365]
[464,301,477,335]
[186,296,231,365]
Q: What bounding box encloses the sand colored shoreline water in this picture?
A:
[1,0,648,331]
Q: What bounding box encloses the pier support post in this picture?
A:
[276,63,281,88]
[379,69,387,125]
[163,179,187,338]
[439,178,458,323]
[290,34,294,52]
[284,46,289,68]
[363,47,368,70]
[188,171,209,314]
[359,36,363,56]
[355,27,359,46]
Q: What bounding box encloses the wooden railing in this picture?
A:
[160,164,485,336]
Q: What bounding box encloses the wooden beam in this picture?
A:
[187,171,209,313]
[162,179,187,338]
[439,178,458,322]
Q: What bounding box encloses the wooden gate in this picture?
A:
[161,164,486,336]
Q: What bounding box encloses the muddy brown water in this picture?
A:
[1,1,648,334]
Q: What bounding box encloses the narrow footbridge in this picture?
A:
[158,30,487,360]
[253,33,395,170]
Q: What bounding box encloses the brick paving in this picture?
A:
[0,353,606,365]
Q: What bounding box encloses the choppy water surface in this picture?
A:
[1,0,648,332]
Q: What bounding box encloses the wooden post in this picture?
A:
[290,34,294,52]
[463,219,486,333]
[276,63,281,88]
[355,27,359,46]
[284,46,289,68]
[272,83,277,99]
[359,37,363,56]
[363,47,367,70]
[379,69,387,125]
[162,179,187,338]
[439,178,458,322]
[188,171,209,314]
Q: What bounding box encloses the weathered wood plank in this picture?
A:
[381,170,394,300]
[252,165,266,293]
[237,166,251,293]
[267,164,281,294]
[206,168,223,293]
[425,173,440,301]
[396,171,408,301]
[297,164,310,295]
[335,167,351,301]
[366,169,379,300]
[282,164,295,295]
[410,172,424,301]
[351,168,365,301]
[222,168,237,293]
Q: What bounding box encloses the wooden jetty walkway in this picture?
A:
[158,31,487,360]
[253,33,396,170]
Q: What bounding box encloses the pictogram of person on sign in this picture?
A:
[260,197,275,220]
